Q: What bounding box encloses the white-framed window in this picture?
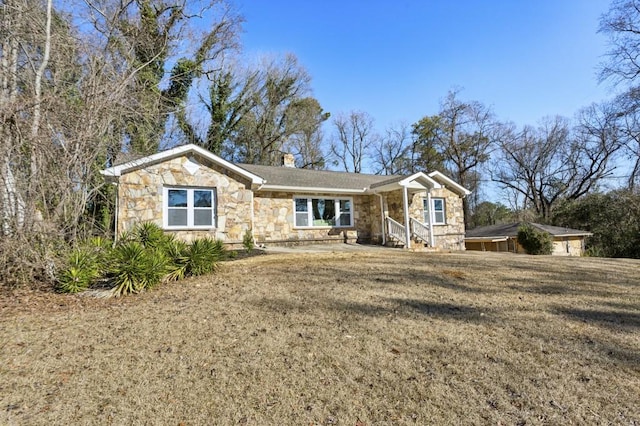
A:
[424,197,446,225]
[163,187,216,229]
[294,197,353,228]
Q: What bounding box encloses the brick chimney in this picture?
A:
[282,153,296,168]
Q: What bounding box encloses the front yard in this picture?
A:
[1,250,639,424]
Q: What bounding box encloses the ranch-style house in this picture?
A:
[101,144,471,250]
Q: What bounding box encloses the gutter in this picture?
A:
[258,184,368,194]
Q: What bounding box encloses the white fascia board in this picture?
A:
[258,184,367,194]
[100,144,265,185]
[428,171,471,196]
[398,172,441,189]
[464,236,509,242]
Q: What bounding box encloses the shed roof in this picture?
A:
[465,222,592,240]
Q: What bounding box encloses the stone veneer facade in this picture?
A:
[117,155,254,243]
[252,193,383,245]
[116,153,466,249]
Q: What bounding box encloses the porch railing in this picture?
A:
[410,218,430,245]
[386,217,405,243]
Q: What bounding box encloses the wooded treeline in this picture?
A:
[1,0,639,287]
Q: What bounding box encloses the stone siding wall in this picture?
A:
[253,192,379,244]
[117,155,253,243]
[429,187,466,250]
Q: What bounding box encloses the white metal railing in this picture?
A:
[386,217,405,243]
[410,218,430,245]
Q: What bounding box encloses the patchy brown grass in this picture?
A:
[1,250,639,425]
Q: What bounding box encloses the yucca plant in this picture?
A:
[88,236,113,251]
[109,241,155,297]
[132,222,167,249]
[57,248,100,293]
[186,237,225,277]
[164,238,190,281]
[144,248,169,289]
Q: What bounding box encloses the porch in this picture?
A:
[371,172,441,250]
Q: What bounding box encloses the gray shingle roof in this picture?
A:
[238,163,400,191]
[465,222,592,238]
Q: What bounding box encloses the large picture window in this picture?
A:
[294,197,353,228]
[424,197,446,225]
[164,187,216,229]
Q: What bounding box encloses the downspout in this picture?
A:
[377,193,386,245]
[427,190,435,247]
[250,189,255,242]
[402,185,411,249]
[112,181,119,241]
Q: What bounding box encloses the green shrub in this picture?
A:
[57,248,100,293]
[242,229,255,253]
[517,223,553,255]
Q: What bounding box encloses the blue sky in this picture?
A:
[236,0,613,130]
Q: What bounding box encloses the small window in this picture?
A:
[294,197,353,228]
[338,199,352,226]
[164,187,216,229]
[295,198,309,227]
[424,197,446,225]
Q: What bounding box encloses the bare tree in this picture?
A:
[0,0,218,285]
[228,53,315,165]
[330,110,377,173]
[599,0,640,188]
[413,90,496,227]
[599,0,640,84]
[492,104,624,220]
[372,122,412,175]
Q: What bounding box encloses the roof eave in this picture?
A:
[258,184,368,194]
[101,144,265,185]
[428,171,472,196]
[464,236,510,242]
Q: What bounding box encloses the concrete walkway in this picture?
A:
[263,242,397,254]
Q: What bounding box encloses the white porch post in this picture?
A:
[427,191,435,247]
[378,194,386,245]
[402,185,411,249]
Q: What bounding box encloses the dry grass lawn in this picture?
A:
[1,249,639,425]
